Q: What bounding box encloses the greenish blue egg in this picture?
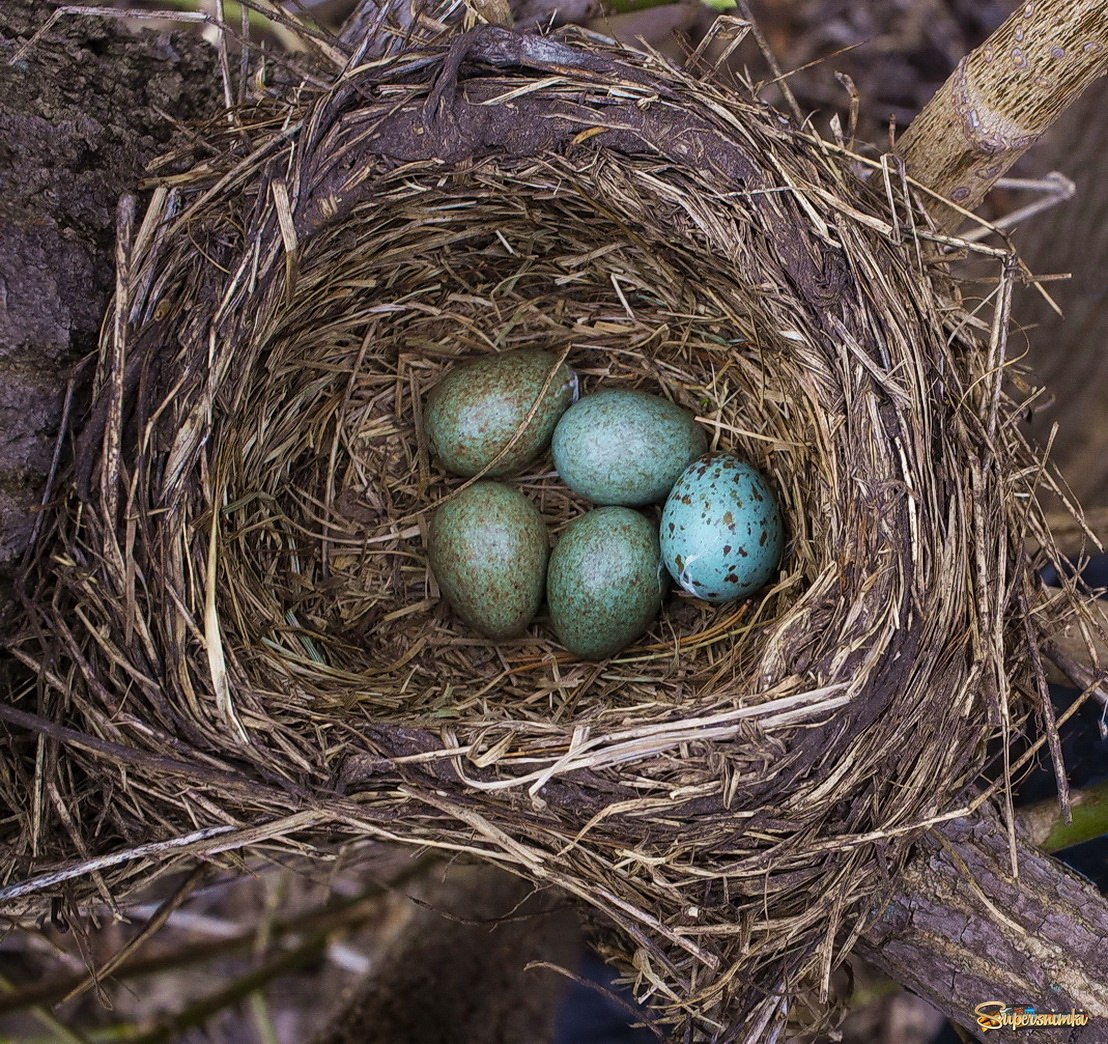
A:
[551,388,707,506]
[424,350,577,478]
[547,507,668,660]
[428,482,549,638]
[660,453,784,604]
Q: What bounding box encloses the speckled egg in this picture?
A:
[428,482,549,638]
[424,350,577,478]
[547,507,668,660]
[551,388,707,506]
[660,453,784,604]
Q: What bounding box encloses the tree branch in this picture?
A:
[859,804,1108,1043]
[896,0,1108,230]
[1020,777,1108,853]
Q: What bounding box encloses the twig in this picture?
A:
[897,0,1108,230]
[736,0,802,124]
[124,928,330,1043]
[0,859,434,1018]
[959,172,1076,242]
[60,865,213,1006]
[1019,777,1108,852]
[0,821,237,903]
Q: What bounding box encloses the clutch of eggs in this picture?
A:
[420,348,784,656]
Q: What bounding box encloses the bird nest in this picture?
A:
[1,21,1083,1040]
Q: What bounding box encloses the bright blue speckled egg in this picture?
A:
[660,453,784,604]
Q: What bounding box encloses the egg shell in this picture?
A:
[428,482,549,638]
[423,350,577,478]
[547,506,668,660]
[660,453,784,604]
[551,388,707,506]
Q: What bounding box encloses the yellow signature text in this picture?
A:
[975,1001,1091,1033]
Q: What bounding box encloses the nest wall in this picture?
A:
[2,25,1071,1039]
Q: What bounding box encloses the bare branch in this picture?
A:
[897,0,1108,230]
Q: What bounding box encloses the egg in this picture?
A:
[428,482,549,638]
[660,453,784,604]
[551,388,707,506]
[423,350,577,478]
[547,507,668,660]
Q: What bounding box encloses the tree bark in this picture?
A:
[0,0,219,578]
[896,0,1108,230]
[859,806,1108,1044]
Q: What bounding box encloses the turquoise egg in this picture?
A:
[660,453,784,604]
[547,507,668,660]
[551,388,707,506]
[424,349,577,478]
[428,482,549,638]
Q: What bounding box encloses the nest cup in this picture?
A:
[5,25,1067,1039]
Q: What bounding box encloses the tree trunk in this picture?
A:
[0,0,219,577]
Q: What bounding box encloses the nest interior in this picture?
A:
[2,23,1076,1039]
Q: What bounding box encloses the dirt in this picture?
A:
[0,0,220,575]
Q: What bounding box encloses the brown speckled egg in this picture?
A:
[547,507,668,660]
[428,482,549,639]
[423,350,577,478]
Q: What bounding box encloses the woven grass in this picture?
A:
[1,15,1094,1039]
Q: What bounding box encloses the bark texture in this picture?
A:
[896,0,1108,229]
[0,0,219,577]
[310,864,581,1044]
[860,807,1108,1043]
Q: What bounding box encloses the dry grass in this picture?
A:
[1,8,1100,1039]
